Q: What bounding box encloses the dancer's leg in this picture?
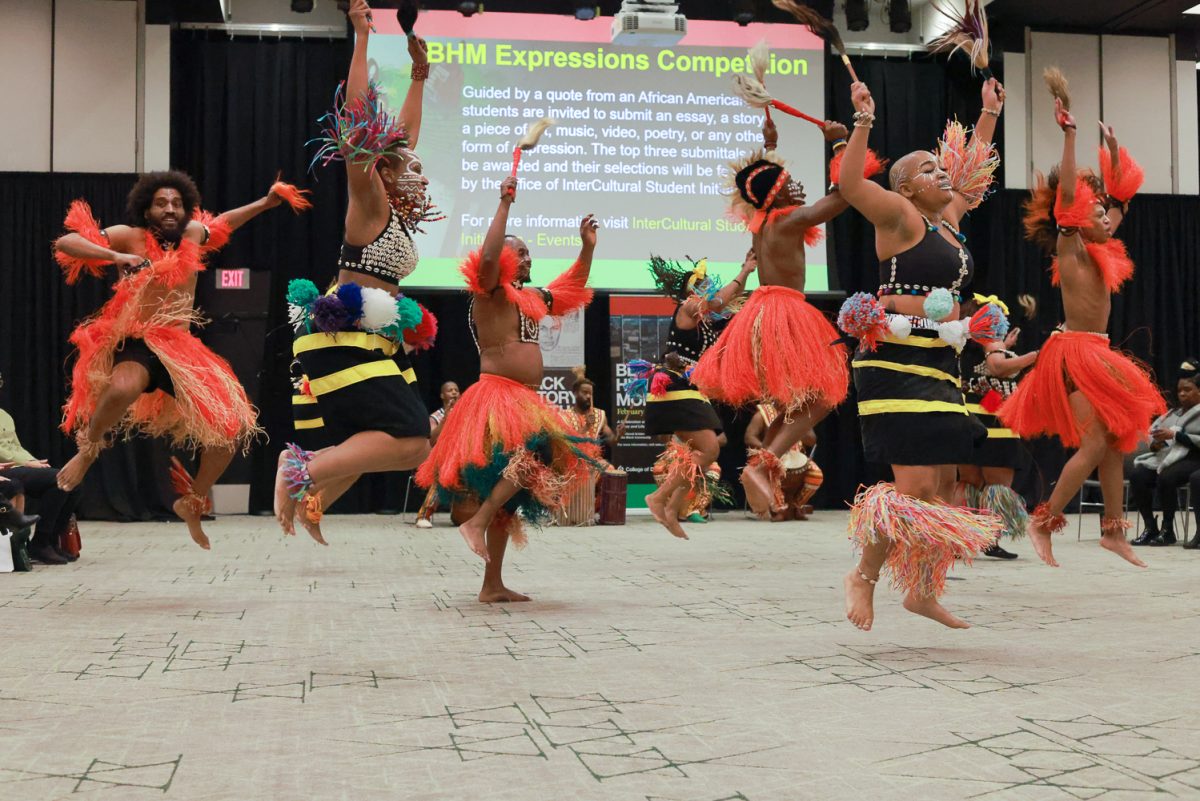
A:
[58,362,150,491]
[894,465,971,629]
[479,511,530,603]
[458,478,520,562]
[646,430,719,540]
[172,446,234,550]
[1031,391,1109,566]
[1097,445,1145,567]
[744,401,829,515]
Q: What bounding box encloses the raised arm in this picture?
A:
[1056,98,1078,208]
[709,250,755,311]
[971,78,1004,149]
[399,36,428,149]
[839,83,909,230]
[55,225,145,274]
[209,190,285,235]
[985,345,1038,378]
[344,0,384,204]
[1098,121,1132,233]
[475,178,517,292]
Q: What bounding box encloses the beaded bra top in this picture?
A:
[467,286,550,352]
[877,216,973,303]
[336,207,418,286]
[664,305,726,365]
[964,347,1022,399]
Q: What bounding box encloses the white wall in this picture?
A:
[1002,50,1028,190]
[1028,32,1102,187]
[0,0,53,170]
[143,25,171,171]
[53,0,139,172]
[1102,35,1172,193]
[1176,60,1199,194]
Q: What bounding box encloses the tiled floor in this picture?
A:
[1,512,1198,800]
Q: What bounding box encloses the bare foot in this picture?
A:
[1100,532,1147,568]
[458,519,490,562]
[273,451,288,520]
[647,491,689,539]
[741,464,773,518]
[172,497,211,550]
[57,452,96,492]
[478,586,531,603]
[298,506,328,546]
[843,568,877,631]
[1027,517,1059,567]
[902,592,970,629]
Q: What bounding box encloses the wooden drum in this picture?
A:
[598,470,627,525]
[555,472,597,526]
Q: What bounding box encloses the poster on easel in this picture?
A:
[537,307,586,409]
[608,295,676,508]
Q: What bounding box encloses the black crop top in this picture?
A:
[877,220,974,302]
[336,207,418,286]
[664,304,727,364]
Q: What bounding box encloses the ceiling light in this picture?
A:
[734,0,754,27]
[846,0,868,32]
[573,0,598,20]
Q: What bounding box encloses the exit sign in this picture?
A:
[217,268,250,289]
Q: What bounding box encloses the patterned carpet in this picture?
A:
[1,512,1198,801]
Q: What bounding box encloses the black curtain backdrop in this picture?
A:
[1,46,1195,519]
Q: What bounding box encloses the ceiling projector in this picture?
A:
[611,0,687,47]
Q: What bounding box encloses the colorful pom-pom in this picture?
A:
[968,303,1010,343]
[650,371,672,397]
[403,303,438,351]
[360,286,400,331]
[937,319,968,351]
[286,279,320,309]
[310,294,352,334]
[923,287,955,322]
[980,388,1004,414]
[837,292,888,351]
[887,315,912,339]
[334,282,364,322]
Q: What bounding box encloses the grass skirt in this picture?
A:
[999,331,1165,453]
[416,374,597,545]
[849,483,1000,598]
[64,298,260,451]
[691,286,848,410]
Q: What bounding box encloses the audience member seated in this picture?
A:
[1131,371,1200,547]
[0,407,81,564]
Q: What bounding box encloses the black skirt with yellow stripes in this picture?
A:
[644,370,723,436]
[292,329,429,441]
[963,393,1024,468]
[852,330,986,466]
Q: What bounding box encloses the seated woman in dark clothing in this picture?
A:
[1131,371,1200,547]
[0,407,82,564]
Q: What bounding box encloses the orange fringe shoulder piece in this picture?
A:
[763,206,824,246]
[1098,146,1144,204]
[1052,239,1134,292]
[828,147,886,186]
[56,200,111,284]
[459,247,550,322]
[192,209,233,255]
[544,260,593,316]
[1053,177,1100,230]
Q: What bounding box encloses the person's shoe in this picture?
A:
[30,543,68,565]
[1182,533,1200,549]
[686,513,707,524]
[1148,529,1177,546]
[0,503,39,531]
[53,544,78,562]
[983,543,1019,560]
[414,517,433,529]
[1131,529,1161,546]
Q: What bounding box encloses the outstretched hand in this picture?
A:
[500,176,518,202]
[347,0,371,35]
[822,120,849,141]
[741,247,758,273]
[1099,120,1118,150]
[1055,97,1076,131]
[850,82,875,116]
[579,214,599,248]
[408,35,428,65]
[114,253,150,275]
[982,77,1005,110]
[762,116,778,150]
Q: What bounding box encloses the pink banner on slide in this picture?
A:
[375,9,823,50]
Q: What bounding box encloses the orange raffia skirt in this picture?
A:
[415,373,597,545]
[999,330,1165,454]
[63,281,260,453]
[690,285,848,410]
